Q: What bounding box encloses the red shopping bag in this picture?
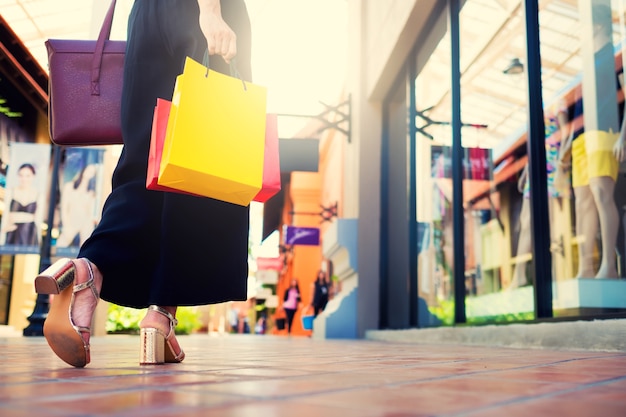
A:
[148,99,279,201]
[253,113,281,202]
[146,98,197,195]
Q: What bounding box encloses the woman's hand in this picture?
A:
[198,0,237,63]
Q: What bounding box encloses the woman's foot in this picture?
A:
[37,258,102,367]
[139,305,184,364]
[70,259,103,351]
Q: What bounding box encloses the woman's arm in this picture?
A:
[198,0,237,63]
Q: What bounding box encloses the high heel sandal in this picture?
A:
[34,258,99,368]
[140,305,185,365]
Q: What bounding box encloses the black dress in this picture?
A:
[6,199,38,246]
[312,280,329,316]
[78,0,252,308]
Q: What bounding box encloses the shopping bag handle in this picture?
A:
[201,50,247,91]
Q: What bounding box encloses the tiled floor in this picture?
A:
[1,333,625,416]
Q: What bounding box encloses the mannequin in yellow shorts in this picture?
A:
[566,131,624,278]
[558,4,626,279]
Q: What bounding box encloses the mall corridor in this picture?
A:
[0,332,624,416]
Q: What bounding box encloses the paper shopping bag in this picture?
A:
[147,98,199,195]
[158,57,267,206]
[253,113,281,203]
[147,98,170,191]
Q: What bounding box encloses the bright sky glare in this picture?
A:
[3,0,348,138]
[247,0,348,136]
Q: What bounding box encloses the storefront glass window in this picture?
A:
[542,0,626,317]
[412,0,626,325]
[415,1,535,324]
[456,1,533,323]
[414,7,456,326]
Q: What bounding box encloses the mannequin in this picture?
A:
[511,168,532,287]
[510,101,569,288]
[559,3,626,279]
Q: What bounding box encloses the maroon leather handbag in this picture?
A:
[46,0,125,146]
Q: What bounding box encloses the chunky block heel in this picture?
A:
[140,328,165,364]
[34,258,75,294]
[139,305,185,365]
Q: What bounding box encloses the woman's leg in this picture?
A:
[70,260,103,350]
[574,185,599,278]
[512,197,531,287]
[77,0,177,307]
[589,176,619,278]
[37,257,103,367]
[284,309,296,333]
[79,0,252,308]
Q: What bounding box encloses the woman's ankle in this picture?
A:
[70,259,101,338]
[75,258,103,292]
[139,306,177,331]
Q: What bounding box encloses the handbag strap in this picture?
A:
[91,0,118,96]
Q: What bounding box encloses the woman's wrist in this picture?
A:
[198,0,221,13]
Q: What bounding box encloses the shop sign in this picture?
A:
[431,146,492,180]
[256,257,282,270]
[284,226,320,246]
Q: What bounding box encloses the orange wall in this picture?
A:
[277,172,321,336]
[274,98,348,336]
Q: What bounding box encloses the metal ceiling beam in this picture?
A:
[0,15,48,116]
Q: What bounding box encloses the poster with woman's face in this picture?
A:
[0,143,51,254]
[55,148,105,257]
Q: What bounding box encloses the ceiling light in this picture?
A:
[503,57,524,75]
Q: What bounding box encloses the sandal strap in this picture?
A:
[75,325,91,335]
[148,305,178,328]
[72,259,100,300]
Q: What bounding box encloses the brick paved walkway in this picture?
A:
[1,333,625,416]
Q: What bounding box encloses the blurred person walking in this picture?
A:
[311,270,330,317]
[282,278,301,334]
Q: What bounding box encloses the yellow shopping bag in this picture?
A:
[158,56,267,206]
